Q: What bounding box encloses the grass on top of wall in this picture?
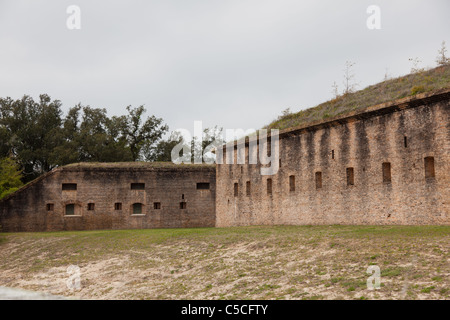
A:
[265,65,450,131]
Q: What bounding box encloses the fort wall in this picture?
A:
[0,164,216,232]
[1,90,449,232]
[215,90,450,226]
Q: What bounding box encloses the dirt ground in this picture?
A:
[0,225,448,300]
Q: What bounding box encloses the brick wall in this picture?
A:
[1,90,449,231]
[216,90,450,226]
[0,164,216,232]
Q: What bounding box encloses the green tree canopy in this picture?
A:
[0,94,63,180]
[116,105,169,161]
[0,157,23,199]
[1,95,169,181]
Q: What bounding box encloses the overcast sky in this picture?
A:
[0,0,449,135]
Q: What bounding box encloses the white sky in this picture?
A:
[0,0,449,135]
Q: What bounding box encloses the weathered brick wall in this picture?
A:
[1,91,449,231]
[0,164,216,232]
[216,91,450,226]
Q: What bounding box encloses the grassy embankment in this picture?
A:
[265,65,450,131]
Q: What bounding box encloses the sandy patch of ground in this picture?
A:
[0,226,448,300]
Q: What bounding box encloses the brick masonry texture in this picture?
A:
[0,164,216,232]
[1,90,449,232]
[216,89,450,227]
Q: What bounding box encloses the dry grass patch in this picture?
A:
[0,225,448,300]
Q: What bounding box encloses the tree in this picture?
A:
[51,105,134,164]
[1,95,170,180]
[191,126,224,164]
[77,106,132,162]
[0,122,10,158]
[147,131,184,162]
[331,81,340,99]
[343,61,358,95]
[436,41,450,66]
[408,57,424,73]
[118,105,169,161]
[150,126,224,163]
[0,157,23,199]
[0,94,64,181]
[277,108,292,121]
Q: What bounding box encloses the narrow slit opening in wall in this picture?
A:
[382,162,391,183]
[331,150,335,159]
[182,194,184,199]
[346,167,354,186]
[424,157,435,179]
[267,178,272,195]
[62,183,77,191]
[246,181,251,196]
[315,172,322,189]
[234,183,238,197]
[241,166,243,174]
[131,183,145,190]
[404,136,408,148]
[196,183,210,190]
[289,175,295,192]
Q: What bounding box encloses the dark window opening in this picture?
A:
[241,166,243,173]
[154,202,161,209]
[131,183,145,190]
[404,136,408,148]
[114,203,122,210]
[246,181,251,196]
[279,159,281,168]
[132,203,143,214]
[87,203,95,211]
[65,204,75,215]
[62,183,77,191]
[424,157,435,179]
[315,172,322,189]
[196,183,210,190]
[331,150,335,159]
[267,178,272,195]
[347,167,354,186]
[180,202,186,209]
[289,175,295,192]
[382,162,391,183]
[234,183,238,197]
[46,203,54,211]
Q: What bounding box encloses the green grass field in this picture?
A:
[0,225,448,300]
